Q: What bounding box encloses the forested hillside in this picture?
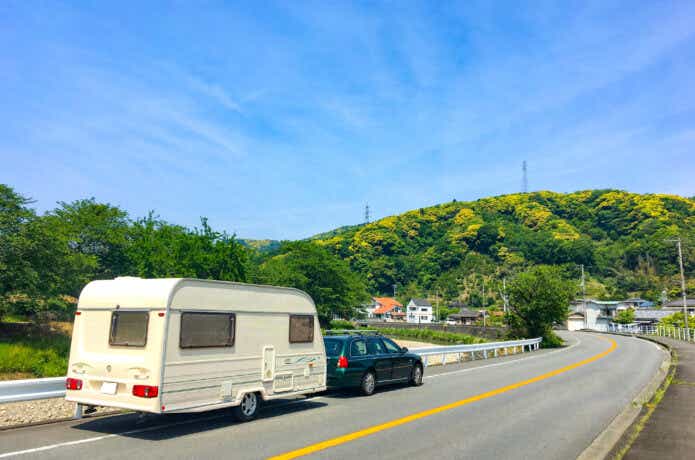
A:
[313,190,695,304]
[2,184,694,325]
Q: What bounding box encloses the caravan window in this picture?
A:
[180,312,235,348]
[109,311,149,347]
[289,315,314,343]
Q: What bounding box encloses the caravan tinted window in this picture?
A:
[109,311,149,347]
[289,315,314,343]
[180,312,235,348]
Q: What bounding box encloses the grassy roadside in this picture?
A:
[0,322,72,379]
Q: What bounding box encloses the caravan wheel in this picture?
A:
[233,392,260,422]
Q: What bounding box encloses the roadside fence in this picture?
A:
[412,337,542,367]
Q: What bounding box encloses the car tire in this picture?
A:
[360,370,377,396]
[410,363,423,386]
[233,392,260,422]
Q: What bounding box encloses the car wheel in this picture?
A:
[410,363,423,386]
[360,371,376,396]
[233,392,260,422]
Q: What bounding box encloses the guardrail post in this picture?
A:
[483,350,488,359]
[424,355,428,367]
[442,353,446,366]
[521,344,525,353]
[494,348,498,358]
[74,403,83,420]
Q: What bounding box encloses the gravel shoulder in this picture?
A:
[0,398,116,428]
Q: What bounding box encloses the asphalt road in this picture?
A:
[0,332,665,460]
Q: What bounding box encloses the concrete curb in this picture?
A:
[577,333,672,460]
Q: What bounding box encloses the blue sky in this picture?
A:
[2,1,695,240]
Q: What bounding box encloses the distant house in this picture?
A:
[623,298,655,308]
[662,298,695,313]
[447,308,482,325]
[633,309,672,325]
[570,299,625,331]
[370,297,405,322]
[406,298,433,323]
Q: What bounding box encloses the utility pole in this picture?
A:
[580,264,586,313]
[676,238,689,336]
[667,237,689,338]
[502,278,509,314]
[392,284,397,299]
[365,204,370,224]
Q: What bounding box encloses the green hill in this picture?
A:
[312,190,695,304]
[239,239,281,252]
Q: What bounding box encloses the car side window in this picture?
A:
[366,338,386,355]
[350,339,367,357]
[382,338,401,353]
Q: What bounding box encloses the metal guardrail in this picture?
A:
[0,338,543,404]
[622,324,695,343]
[0,377,66,404]
[412,337,542,367]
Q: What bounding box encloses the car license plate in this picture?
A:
[101,381,117,395]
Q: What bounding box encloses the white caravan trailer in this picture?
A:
[65,277,327,421]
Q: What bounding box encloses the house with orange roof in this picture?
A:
[365,297,405,321]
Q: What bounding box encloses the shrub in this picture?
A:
[329,319,355,330]
[372,327,486,345]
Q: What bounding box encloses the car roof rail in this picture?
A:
[324,329,382,336]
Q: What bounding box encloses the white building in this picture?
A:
[407,298,433,324]
[569,299,638,331]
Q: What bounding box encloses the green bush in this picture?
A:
[541,331,564,348]
[0,326,71,378]
[329,319,355,330]
[373,327,486,345]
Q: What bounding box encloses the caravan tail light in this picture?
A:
[132,385,159,398]
[337,356,349,368]
[66,378,83,390]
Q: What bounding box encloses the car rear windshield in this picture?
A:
[323,338,344,357]
[109,311,149,347]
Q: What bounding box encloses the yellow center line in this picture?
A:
[268,336,617,460]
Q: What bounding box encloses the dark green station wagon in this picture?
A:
[323,331,424,395]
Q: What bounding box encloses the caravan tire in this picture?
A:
[233,392,260,422]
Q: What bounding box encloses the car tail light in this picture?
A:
[66,378,83,390]
[337,356,349,368]
[132,385,159,398]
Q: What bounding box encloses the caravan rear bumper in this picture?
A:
[65,393,161,414]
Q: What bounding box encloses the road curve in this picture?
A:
[0,332,665,460]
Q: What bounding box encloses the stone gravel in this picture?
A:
[0,398,116,428]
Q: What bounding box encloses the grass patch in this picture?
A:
[0,323,71,379]
[371,327,487,345]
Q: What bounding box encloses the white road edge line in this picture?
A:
[0,335,585,459]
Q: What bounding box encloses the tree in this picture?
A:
[0,185,93,320]
[257,241,368,325]
[127,214,249,282]
[507,265,575,347]
[614,308,635,324]
[45,199,131,279]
